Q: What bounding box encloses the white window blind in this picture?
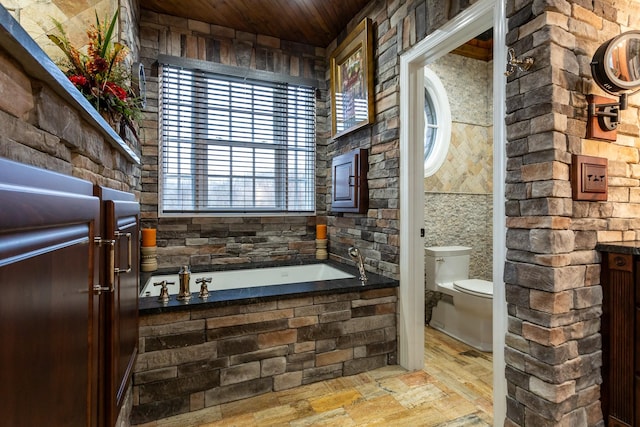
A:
[159,63,316,215]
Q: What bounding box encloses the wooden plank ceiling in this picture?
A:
[139,0,371,48]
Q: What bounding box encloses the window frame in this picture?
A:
[423,67,452,177]
[157,56,319,217]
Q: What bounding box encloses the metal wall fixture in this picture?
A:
[504,48,534,76]
[589,30,640,134]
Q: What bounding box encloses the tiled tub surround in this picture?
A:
[132,262,398,424]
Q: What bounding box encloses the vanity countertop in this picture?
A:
[596,241,640,255]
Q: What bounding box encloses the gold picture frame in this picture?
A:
[330,18,375,139]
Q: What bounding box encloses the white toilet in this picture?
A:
[425,245,493,352]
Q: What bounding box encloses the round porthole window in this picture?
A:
[423,67,451,177]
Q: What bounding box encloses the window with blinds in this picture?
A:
[159,63,316,215]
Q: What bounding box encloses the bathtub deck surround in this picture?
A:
[132,262,398,423]
[139,260,392,312]
[131,327,493,426]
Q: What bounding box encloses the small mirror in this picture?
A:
[591,30,640,94]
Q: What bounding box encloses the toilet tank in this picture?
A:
[425,246,472,286]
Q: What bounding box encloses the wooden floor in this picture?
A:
[136,326,493,426]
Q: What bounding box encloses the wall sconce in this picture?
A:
[504,48,534,76]
[588,30,640,139]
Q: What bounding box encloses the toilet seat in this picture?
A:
[453,279,493,298]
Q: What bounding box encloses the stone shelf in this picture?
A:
[0,6,140,165]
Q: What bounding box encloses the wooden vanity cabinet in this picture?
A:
[600,250,640,427]
[0,158,101,426]
[95,186,140,427]
[0,159,140,427]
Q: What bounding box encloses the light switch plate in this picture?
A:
[571,155,608,201]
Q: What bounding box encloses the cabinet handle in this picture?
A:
[94,237,116,293]
[92,284,113,295]
[115,231,132,274]
[614,255,627,268]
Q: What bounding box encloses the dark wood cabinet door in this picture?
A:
[331,148,368,213]
[95,187,139,427]
[601,253,636,427]
[0,158,101,427]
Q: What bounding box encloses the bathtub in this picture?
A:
[138,261,398,314]
[141,263,355,297]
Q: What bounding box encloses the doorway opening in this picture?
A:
[398,0,507,423]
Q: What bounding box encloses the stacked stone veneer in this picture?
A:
[0,35,140,194]
[137,10,327,269]
[0,0,141,195]
[131,287,397,423]
[502,1,640,426]
[322,1,491,281]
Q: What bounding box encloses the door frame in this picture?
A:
[398,0,507,423]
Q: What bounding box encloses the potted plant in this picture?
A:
[48,10,141,141]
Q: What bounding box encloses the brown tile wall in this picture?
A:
[130,287,398,423]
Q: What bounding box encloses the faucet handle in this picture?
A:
[154,280,174,302]
[196,277,212,298]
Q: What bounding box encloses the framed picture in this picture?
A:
[330,18,375,139]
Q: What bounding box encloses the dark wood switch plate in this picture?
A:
[571,154,608,201]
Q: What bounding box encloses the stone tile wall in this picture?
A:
[502,1,640,426]
[0,0,142,194]
[1,0,140,74]
[137,10,327,269]
[422,52,493,283]
[131,287,397,423]
[322,1,480,280]
[424,193,493,281]
[0,45,140,192]
[425,52,493,194]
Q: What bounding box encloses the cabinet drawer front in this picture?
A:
[608,253,633,272]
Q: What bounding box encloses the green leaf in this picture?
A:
[100,10,119,59]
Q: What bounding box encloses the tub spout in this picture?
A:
[348,247,368,284]
[177,265,191,301]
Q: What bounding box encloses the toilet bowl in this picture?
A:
[425,246,493,352]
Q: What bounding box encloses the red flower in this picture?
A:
[104,82,128,101]
[69,74,88,87]
[88,57,108,73]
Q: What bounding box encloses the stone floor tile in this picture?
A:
[219,391,280,418]
[289,408,356,426]
[395,383,446,408]
[399,370,432,387]
[436,413,492,426]
[344,394,407,424]
[199,413,254,427]
[308,388,363,412]
[275,381,332,404]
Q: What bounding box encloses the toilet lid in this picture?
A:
[453,279,493,297]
